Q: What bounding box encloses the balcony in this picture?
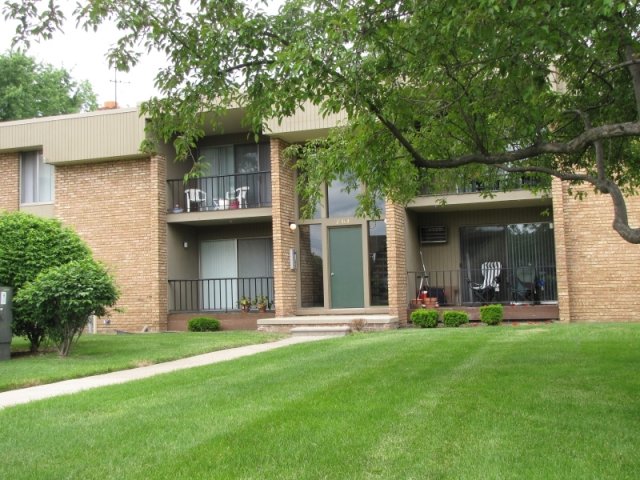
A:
[169,277,274,312]
[407,266,558,307]
[419,174,547,197]
[167,171,272,213]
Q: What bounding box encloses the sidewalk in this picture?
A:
[0,335,327,410]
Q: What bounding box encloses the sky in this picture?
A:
[0,11,164,108]
[0,2,284,110]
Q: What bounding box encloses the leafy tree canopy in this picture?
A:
[0,51,97,121]
[3,0,640,242]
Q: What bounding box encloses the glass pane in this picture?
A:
[460,226,506,303]
[235,144,259,173]
[368,221,388,306]
[259,143,270,171]
[200,239,238,311]
[299,224,324,308]
[20,152,37,204]
[298,193,322,219]
[238,238,274,301]
[200,146,234,207]
[327,180,359,218]
[507,223,557,303]
[38,160,54,202]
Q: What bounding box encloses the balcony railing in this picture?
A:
[169,277,274,312]
[167,171,272,213]
[407,266,557,306]
[419,175,547,197]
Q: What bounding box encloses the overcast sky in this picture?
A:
[0,13,164,108]
[0,2,283,110]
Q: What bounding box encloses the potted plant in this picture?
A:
[253,295,272,313]
[238,296,251,313]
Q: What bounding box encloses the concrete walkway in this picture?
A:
[0,335,327,410]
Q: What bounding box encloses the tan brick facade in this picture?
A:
[270,138,298,316]
[55,156,168,331]
[385,201,408,324]
[552,179,640,322]
[0,152,19,212]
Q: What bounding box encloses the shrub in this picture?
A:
[443,310,469,327]
[188,317,221,332]
[480,304,504,325]
[14,259,119,356]
[411,309,439,328]
[0,212,92,351]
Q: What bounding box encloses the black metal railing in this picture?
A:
[407,266,557,306]
[169,277,275,312]
[419,174,547,197]
[167,171,272,213]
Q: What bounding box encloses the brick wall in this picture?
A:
[55,156,168,331]
[0,152,19,212]
[270,138,298,316]
[385,201,408,324]
[553,180,640,322]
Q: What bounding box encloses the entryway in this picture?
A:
[329,226,364,308]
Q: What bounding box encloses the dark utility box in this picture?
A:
[0,287,13,361]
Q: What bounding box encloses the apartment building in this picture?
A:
[1,106,639,332]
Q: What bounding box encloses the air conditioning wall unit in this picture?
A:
[420,225,447,244]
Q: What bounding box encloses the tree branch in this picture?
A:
[422,121,640,169]
[495,165,640,243]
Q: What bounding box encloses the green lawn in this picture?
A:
[1,331,284,392]
[1,323,639,479]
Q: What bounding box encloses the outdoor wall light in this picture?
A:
[183,241,189,249]
[289,222,297,231]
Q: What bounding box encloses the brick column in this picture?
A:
[551,178,571,323]
[0,153,20,212]
[270,138,297,317]
[385,200,408,324]
[149,155,168,330]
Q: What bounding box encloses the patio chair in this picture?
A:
[185,188,207,212]
[512,266,536,303]
[235,186,250,208]
[470,261,501,303]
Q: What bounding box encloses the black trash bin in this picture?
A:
[0,287,12,361]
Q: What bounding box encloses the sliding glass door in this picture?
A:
[200,238,274,310]
[460,223,556,304]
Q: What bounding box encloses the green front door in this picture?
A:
[329,226,364,308]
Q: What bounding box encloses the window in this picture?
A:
[460,223,557,303]
[21,151,54,204]
[198,143,271,208]
[200,237,274,310]
[368,221,388,306]
[299,225,324,308]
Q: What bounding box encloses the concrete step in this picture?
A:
[290,326,352,337]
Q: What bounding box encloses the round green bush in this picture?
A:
[410,309,439,328]
[188,317,221,332]
[443,310,469,327]
[480,304,504,325]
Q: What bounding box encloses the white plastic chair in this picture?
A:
[235,186,250,208]
[184,189,207,212]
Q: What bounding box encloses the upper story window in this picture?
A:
[199,143,270,176]
[21,151,54,204]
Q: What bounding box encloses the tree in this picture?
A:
[0,212,91,351]
[4,0,640,242]
[14,260,118,356]
[0,51,97,121]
